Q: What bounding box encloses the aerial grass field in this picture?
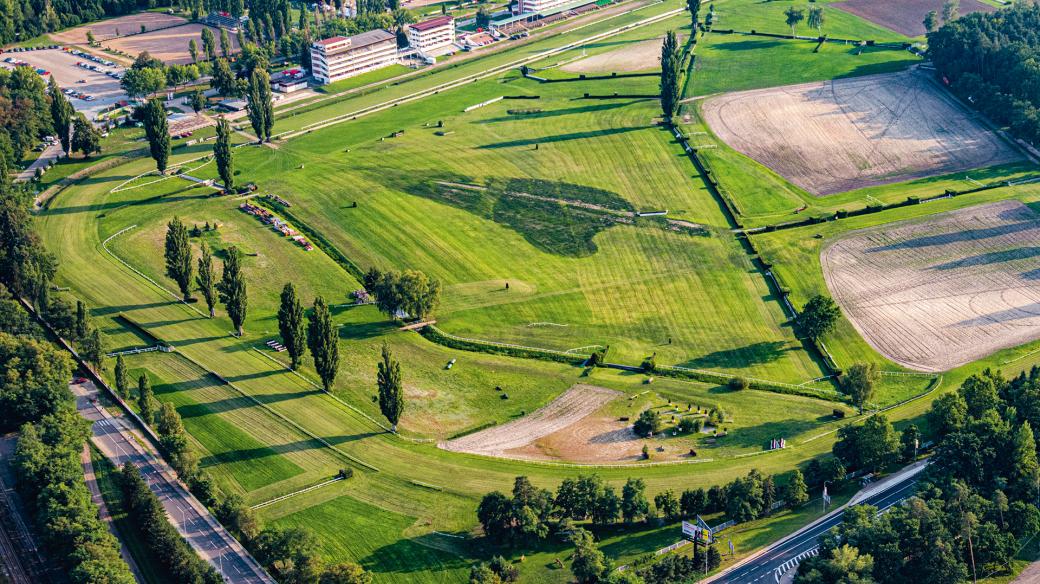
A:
[33,0,1040,579]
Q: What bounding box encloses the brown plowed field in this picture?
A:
[439,384,621,458]
[822,200,1040,372]
[834,0,996,38]
[102,23,241,65]
[50,13,189,44]
[702,70,1021,196]
[561,36,665,73]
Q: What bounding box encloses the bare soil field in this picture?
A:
[834,0,996,37]
[439,384,621,458]
[102,23,240,65]
[560,36,665,73]
[701,69,1022,196]
[50,12,189,45]
[822,200,1040,372]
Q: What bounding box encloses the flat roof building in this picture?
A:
[310,29,397,85]
[407,16,456,58]
[515,0,572,14]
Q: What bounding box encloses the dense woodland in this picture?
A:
[796,370,1040,584]
[929,4,1040,145]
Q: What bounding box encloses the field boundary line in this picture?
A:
[250,476,345,510]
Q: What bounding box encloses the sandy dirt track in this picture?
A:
[439,384,621,458]
[102,23,241,65]
[50,12,189,44]
[561,36,664,73]
[702,69,1021,196]
[834,0,995,38]
[822,200,1040,372]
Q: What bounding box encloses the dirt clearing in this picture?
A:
[822,200,1040,372]
[102,23,240,64]
[834,0,996,37]
[560,36,666,73]
[439,384,620,458]
[702,69,1022,196]
[50,13,189,45]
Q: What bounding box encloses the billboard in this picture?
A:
[681,516,713,544]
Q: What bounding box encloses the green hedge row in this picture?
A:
[419,325,588,366]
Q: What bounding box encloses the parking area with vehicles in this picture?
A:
[27,0,1040,581]
[2,48,127,121]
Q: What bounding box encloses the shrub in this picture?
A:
[833,408,846,419]
[641,354,657,373]
[728,377,749,391]
[642,444,651,460]
[633,409,662,437]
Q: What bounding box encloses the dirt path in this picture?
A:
[439,384,621,457]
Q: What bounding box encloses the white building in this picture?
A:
[407,16,456,58]
[515,0,572,14]
[310,29,397,85]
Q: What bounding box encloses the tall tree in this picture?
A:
[941,0,959,22]
[75,299,88,339]
[807,6,824,35]
[142,99,170,174]
[214,116,234,193]
[1010,421,1040,501]
[212,57,237,96]
[217,246,248,336]
[923,10,938,33]
[81,327,104,371]
[377,342,404,432]
[138,373,154,425]
[188,38,199,63]
[842,362,879,413]
[686,0,701,30]
[307,296,338,392]
[114,354,129,397]
[164,217,194,302]
[201,26,216,60]
[220,27,232,58]
[784,7,805,35]
[277,283,306,370]
[71,114,101,158]
[246,68,275,142]
[47,76,73,155]
[800,295,839,341]
[659,30,682,120]
[196,241,217,317]
[784,470,809,506]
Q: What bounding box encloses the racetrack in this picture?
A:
[702,69,1021,196]
[822,200,1040,372]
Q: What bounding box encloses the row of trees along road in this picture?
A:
[798,369,1040,583]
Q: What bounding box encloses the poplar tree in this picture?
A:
[196,241,217,317]
[48,76,73,155]
[164,217,194,302]
[188,38,199,62]
[659,31,682,120]
[687,0,701,30]
[220,27,231,57]
[214,116,234,193]
[246,68,274,142]
[217,246,247,336]
[377,342,404,432]
[201,27,216,60]
[138,373,154,425]
[307,296,338,392]
[143,99,170,173]
[115,354,128,396]
[277,283,306,370]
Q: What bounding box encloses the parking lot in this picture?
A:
[1,48,127,122]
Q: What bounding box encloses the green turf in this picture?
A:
[314,64,414,95]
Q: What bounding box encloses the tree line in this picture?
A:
[928,4,1040,147]
[798,369,1040,583]
[476,468,812,582]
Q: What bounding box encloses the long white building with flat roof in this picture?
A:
[407,16,456,57]
[310,29,397,85]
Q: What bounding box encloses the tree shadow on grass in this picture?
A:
[476,101,637,124]
[91,301,176,316]
[678,340,791,369]
[199,433,381,467]
[360,538,471,578]
[710,418,820,450]
[170,390,312,418]
[340,319,396,340]
[476,126,650,149]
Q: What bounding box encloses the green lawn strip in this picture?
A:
[314,64,415,95]
[90,444,176,584]
[708,0,909,41]
[687,33,920,98]
[267,489,470,584]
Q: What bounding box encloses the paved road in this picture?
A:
[72,381,274,584]
[715,479,920,584]
[16,142,62,183]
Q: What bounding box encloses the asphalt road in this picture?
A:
[716,479,920,584]
[72,381,274,584]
